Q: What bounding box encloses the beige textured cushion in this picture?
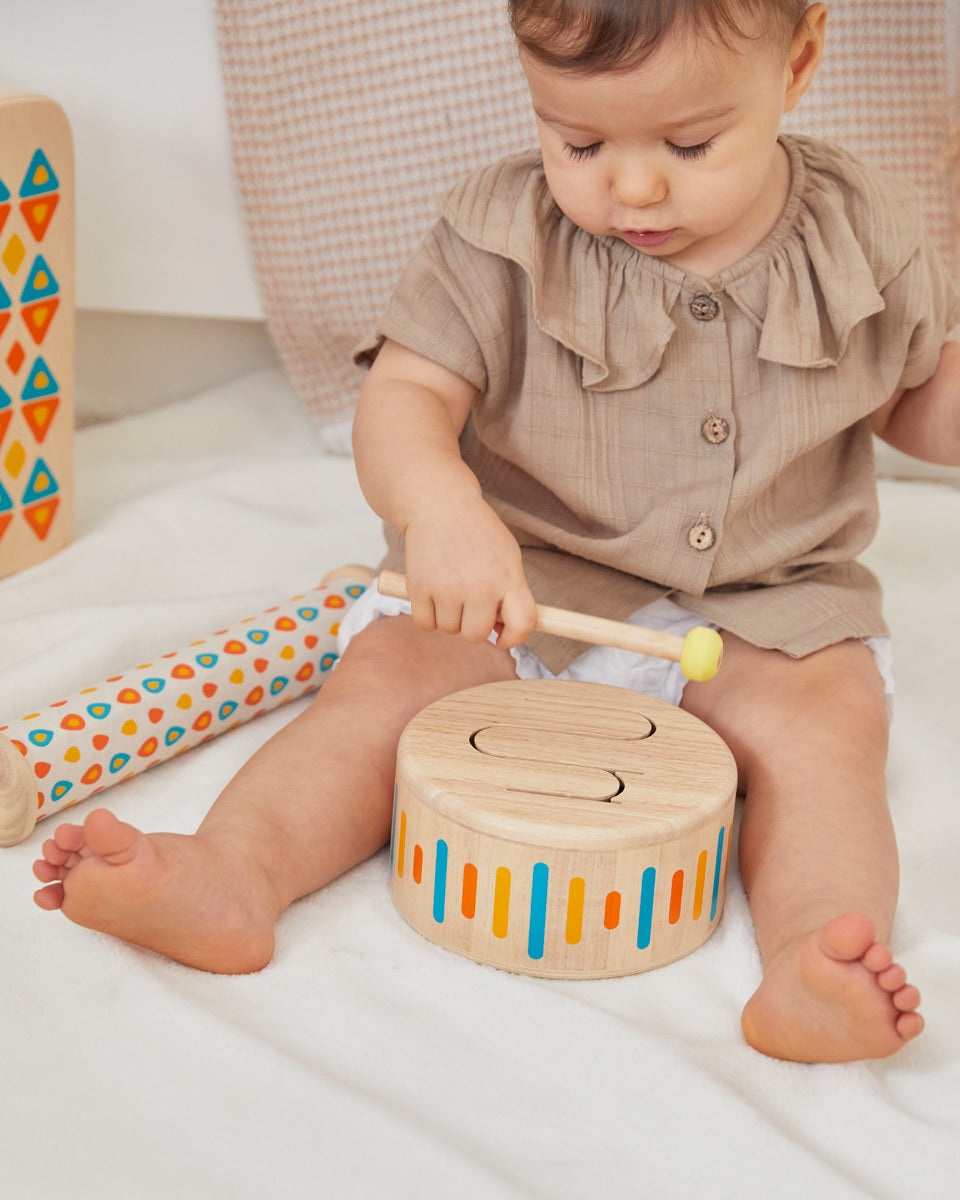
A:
[216,0,959,423]
[781,1,959,273]
[216,0,535,423]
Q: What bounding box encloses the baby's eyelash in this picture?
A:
[668,139,714,161]
[563,142,602,161]
[563,138,715,163]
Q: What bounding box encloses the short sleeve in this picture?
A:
[353,218,519,394]
[887,227,960,390]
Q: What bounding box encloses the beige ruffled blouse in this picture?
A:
[359,135,960,673]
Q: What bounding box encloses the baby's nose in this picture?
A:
[612,158,668,208]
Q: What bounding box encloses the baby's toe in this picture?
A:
[862,940,893,972]
[41,836,72,866]
[33,882,65,910]
[52,823,86,853]
[876,962,906,992]
[33,857,63,883]
[896,1011,924,1042]
[892,983,921,1012]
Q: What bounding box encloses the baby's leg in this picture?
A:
[681,634,922,1063]
[33,616,517,972]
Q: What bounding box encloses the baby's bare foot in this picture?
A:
[741,912,923,1063]
[33,808,278,973]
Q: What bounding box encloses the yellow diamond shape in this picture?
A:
[2,235,25,274]
[4,440,26,478]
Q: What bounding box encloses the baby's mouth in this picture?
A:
[621,228,677,248]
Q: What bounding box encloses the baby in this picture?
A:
[33,0,960,1063]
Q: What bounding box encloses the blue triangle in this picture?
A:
[21,458,59,504]
[0,279,10,312]
[21,256,59,303]
[22,357,58,400]
[20,149,59,198]
[0,176,9,203]
[0,385,11,411]
[0,479,13,513]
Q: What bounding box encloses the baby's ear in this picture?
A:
[783,3,827,113]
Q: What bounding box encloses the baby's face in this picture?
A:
[521,23,802,277]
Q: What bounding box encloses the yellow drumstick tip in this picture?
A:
[680,626,723,682]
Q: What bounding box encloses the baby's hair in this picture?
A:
[509,0,812,73]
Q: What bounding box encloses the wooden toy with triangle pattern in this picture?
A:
[0,565,378,847]
[0,85,74,579]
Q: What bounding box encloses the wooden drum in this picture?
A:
[390,679,738,978]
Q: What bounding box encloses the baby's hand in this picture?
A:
[403,499,536,650]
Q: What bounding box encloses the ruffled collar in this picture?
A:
[439,135,922,390]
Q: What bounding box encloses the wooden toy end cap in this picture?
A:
[0,734,39,847]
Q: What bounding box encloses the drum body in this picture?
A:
[390,679,737,978]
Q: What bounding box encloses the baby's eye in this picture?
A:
[563,141,603,161]
[668,139,714,161]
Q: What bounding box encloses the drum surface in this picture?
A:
[390,679,737,978]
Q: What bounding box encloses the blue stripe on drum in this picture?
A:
[433,839,448,923]
[637,866,656,949]
[390,785,398,874]
[527,862,549,960]
[710,827,725,921]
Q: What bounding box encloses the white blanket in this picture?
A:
[2,368,958,1199]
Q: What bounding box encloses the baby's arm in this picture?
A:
[352,339,537,648]
[870,339,960,465]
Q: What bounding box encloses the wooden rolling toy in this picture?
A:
[0,85,74,578]
[391,679,737,978]
[0,566,374,846]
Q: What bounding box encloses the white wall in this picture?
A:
[0,0,262,319]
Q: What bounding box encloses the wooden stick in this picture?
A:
[376,571,722,672]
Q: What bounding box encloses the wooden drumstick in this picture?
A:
[376,571,723,681]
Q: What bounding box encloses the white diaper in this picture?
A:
[338,578,895,714]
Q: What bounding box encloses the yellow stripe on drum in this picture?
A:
[565,876,585,944]
[693,849,708,920]
[492,866,511,939]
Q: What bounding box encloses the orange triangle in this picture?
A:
[0,411,11,447]
[0,513,12,543]
[22,396,59,442]
[0,313,9,340]
[22,496,59,541]
[21,297,59,345]
[20,194,59,241]
[0,204,9,237]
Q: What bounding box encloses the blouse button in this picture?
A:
[688,518,716,551]
[701,416,730,445]
[689,293,720,321]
